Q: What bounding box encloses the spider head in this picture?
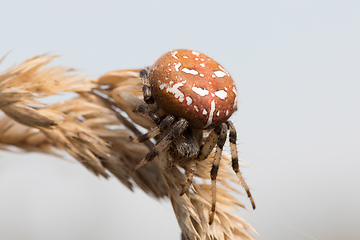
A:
[147,49,238,130]
[171,128,201,160]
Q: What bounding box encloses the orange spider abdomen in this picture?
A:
[148,49,237,129]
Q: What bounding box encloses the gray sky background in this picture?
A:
[0,1,359,239]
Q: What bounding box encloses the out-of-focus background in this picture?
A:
[0,1,359,239]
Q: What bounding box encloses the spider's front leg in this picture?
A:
[134,104,162,125]
[131,114,175,143]
[209,123,228,224]
[180,126,222,196]
[140,67,154,104]
[198,126,222,161]
[180,161,196,196]
[227,121,256,210]
[130,118,188,172]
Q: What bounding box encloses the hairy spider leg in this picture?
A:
[198,127,222,161]
[227,121,256,210]
[131,115,175,143]
[209,123,228,225]
[134,104,162,125]
[130,118,188,172]
[180,126,222,196]
[180,161,197,196]
[140,67,154,104]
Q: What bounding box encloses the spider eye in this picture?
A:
[148,49,237,129]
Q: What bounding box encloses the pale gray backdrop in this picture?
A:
[0,1,359,239]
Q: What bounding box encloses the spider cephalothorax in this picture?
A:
[131,49,255,224]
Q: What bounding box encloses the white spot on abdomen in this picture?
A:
[182,68,199,75]
[159,83,167,90]
[215,90,227,99]
[192,51,200,56]
[219,65,229,75]
[171,51,178,59]
[214,70,227,77]
[174,62,182,72]
[186,96,193,105]
[166,80,186,102]
[192,86,209,96]
[232,86,237,96]
[202,109,208,115]
[204,100,216,128]
[194,105,199,112]
[232,87,238,107]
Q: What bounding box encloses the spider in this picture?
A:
[130,49,255,224]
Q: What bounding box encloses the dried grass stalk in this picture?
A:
[0,55,256,239]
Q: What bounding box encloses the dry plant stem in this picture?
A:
[91,89,154,151]
[0,55,256,240]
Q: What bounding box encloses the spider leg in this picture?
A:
[227,121,256,210]
[130,118,188,172]
[131,115,175,143]
[140,67,154,104]
[198,126,222,161]
[134,104,161,125]
[209,123,228,224]
[180,161,196,196]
